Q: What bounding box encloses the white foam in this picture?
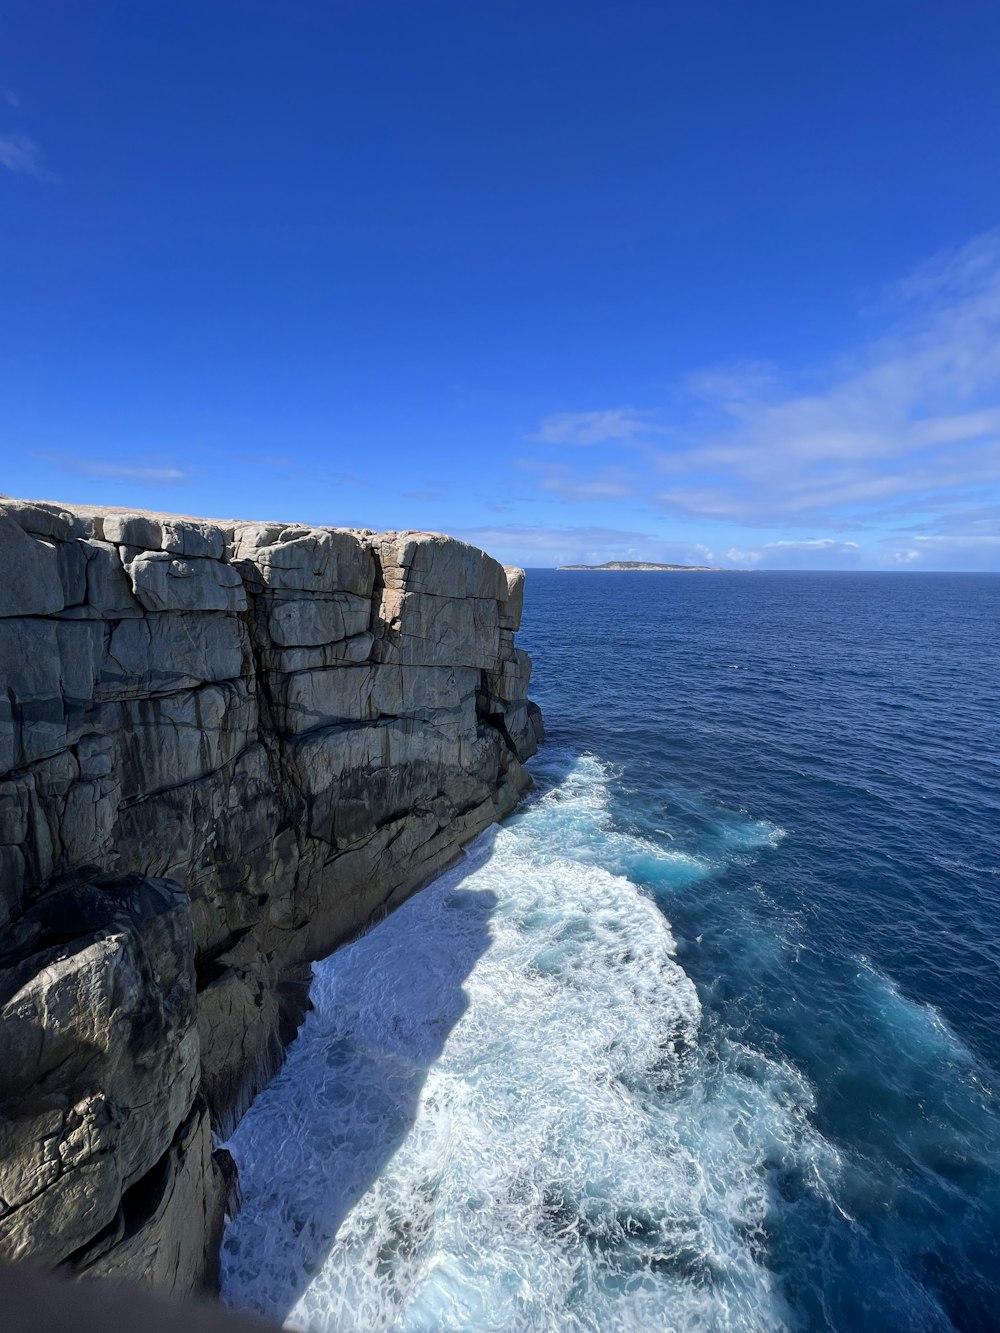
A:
[221,755,836,1332]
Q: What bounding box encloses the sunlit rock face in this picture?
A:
[0,499,542,1294]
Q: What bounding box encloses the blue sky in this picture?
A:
[3,1,1000,569]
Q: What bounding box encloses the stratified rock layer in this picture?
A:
[0,499,542,1293]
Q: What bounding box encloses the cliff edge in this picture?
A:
[0,499,542,1292]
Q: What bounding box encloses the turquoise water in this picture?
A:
[222,571,1000,1331]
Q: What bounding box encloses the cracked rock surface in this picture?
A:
[0,499,542,1293]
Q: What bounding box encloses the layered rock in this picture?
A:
[0,499,542,1293]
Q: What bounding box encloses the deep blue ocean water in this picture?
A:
[222,571,1000,1332]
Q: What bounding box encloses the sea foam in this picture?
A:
[221,753,843,1332]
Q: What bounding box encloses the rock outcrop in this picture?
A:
[0,499,542,1293]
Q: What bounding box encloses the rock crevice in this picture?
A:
[0,500,542,1293]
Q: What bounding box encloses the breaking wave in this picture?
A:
[221,752,840,1332]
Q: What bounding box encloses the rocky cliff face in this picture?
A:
[0,499,541,1293]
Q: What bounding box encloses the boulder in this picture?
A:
[0,872,199,1268]
[124,552,247,614]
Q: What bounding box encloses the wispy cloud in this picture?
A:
[684,361,778,410]
[3,90,20,110]
[909,534,1000,549]
[654,230,1000,528]
[883,532,1000,571]
[233,453,294,469]
[532,231,1000,563]
[533,408,655,446]
[726,538,861,568]
[456,522,720,567]
[0,130,54,181]
[538,464,636,502]
[42,453,190,483]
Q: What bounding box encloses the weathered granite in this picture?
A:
[0,499,542,1294]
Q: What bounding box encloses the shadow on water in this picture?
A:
[221,751,593,1323]
[221,826,508,1322]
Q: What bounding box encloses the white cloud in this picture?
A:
[533,230,1000,552]
[726,538,861,569]
[768,539,859,550]
[3,90,19,110]
[455,522,718,568]
[908,533,1000,547]
[0,130,54,180]
[881,532,1000,571]
[655,232,1000,527]
[533,409,654,446]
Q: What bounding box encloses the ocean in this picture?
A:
[220,570,1000,1332]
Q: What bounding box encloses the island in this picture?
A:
[556,560,725,571]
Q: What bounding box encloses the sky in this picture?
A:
[3,1,1000,570]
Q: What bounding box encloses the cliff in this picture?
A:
[0,499,542,1292]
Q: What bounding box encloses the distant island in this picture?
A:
[556,560,725,571]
